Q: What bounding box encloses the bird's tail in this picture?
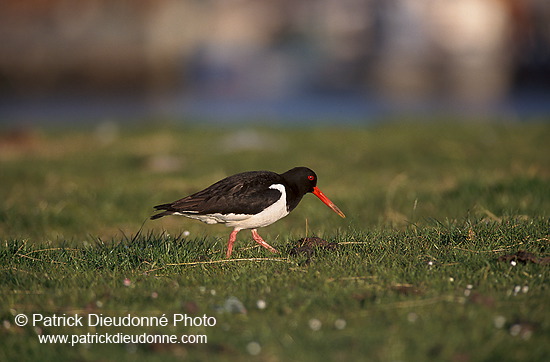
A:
[150,203,174,220]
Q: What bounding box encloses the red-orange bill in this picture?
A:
[312,186,346,218]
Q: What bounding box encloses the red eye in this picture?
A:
[308,175,315,181]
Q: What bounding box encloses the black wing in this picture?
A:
[151,171,283,219]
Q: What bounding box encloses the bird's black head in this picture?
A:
[281,166,346,218]
[281,167,318,195]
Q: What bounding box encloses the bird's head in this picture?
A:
[282,167,346,218]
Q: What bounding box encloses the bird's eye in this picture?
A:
[308,175,315,181]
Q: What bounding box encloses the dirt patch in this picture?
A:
[498,250,550,265]
[289,237,339,256]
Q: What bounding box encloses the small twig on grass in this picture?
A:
[14,240,27,255]
[326,276,377,282]
[453,243,525,254]
[338,241,370,245]
[453,238,547,254]
[16,253,67,265]
[145,257,297,273]
[26,247,80,254]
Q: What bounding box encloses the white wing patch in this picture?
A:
[173,184,289,230]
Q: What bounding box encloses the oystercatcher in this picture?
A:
[151,167,345,257]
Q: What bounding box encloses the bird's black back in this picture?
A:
[152,171,284,217]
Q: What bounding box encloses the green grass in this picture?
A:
[1,121,549,361]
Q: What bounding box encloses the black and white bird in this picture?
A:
[151,167,345,258]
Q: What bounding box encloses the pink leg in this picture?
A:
[226,229,240,258]
[251,229,279,253]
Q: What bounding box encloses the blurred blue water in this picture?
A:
[1,89,549,127]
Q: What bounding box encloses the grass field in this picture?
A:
[1,121,549,361]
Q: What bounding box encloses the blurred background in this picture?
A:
[1,0,549,125]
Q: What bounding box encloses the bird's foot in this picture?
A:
[251,229,279,253]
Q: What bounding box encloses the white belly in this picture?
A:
[175,184,289,230]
